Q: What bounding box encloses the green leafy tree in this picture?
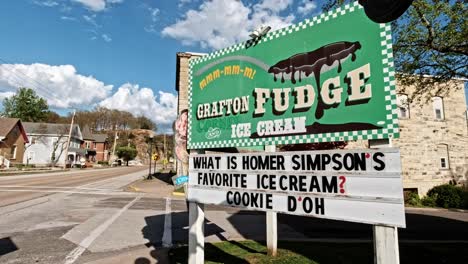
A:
[116,146,137,166]
[135,116,157,130]
[44,111,66,123]
[2,88,49,122]
[323,0,467,96]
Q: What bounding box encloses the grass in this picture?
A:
[173,186,185,193]
[168,240,468,264]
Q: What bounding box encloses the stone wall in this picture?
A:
[348,79,468,196]
[394,79,468,196]
[176,52,204,114]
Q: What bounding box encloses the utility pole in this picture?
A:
[63,110,76,169]
[163,133,167,170]
[147,134,154,179]
[111,131,118,165]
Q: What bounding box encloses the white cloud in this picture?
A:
[99,83,178,132]
[255,0,293,13]
[102,34,112,42]
[0,63,112,109]
[0,91,15,101]
[73,0,105,11]
[72,0,123,12]
[178,0,194,8]
[61,16,77,21]
[144,25,157,33]
[144,6,160,33]
[148,7,160,22]
[0,64,178,132]
[83,14,99,27]
[162,0,295,50]
[297,0,317,15]
[33,1,59,7]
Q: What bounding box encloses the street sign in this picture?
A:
[188,2,398,149]
[172,175,189,187]
[152,154,159,161]
[188,148,405,227]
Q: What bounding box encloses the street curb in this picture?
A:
[406,207,468,213]
[172,191,185,196]
[127,185,140,192]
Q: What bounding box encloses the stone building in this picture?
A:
[352,79,468,195]
[394,79,468,195]
[175,52,205,114]
[174,51,468,196]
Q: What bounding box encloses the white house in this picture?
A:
[22,122,84,167]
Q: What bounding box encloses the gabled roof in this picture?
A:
[23,122,83,140]
[81,125,94,140]
[92,134,107,143]
[81,125,107,142]
[0,118,29,143]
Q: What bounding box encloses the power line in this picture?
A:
[0,64,57,100]
[0,58,58,99]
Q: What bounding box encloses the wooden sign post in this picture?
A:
[265,144,277,257]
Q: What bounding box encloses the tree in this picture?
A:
[2,88,49,122]
[116,146,137,166]
[323,0,467,96]
[49,126,70,167]
[44,111,65,123]
[135,116,156,130]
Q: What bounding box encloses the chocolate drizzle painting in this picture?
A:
[268,41,361,119]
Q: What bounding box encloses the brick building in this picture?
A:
[81,125,110,163]
[0,118,29,168]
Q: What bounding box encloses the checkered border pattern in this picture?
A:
[187,2,399,149]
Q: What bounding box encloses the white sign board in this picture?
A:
[188,148,405,227]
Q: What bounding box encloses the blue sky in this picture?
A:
[0,0,466,132]
[0,0,323,131]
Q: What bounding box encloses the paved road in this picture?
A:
[0,169,467,264]
[0,167,147,207]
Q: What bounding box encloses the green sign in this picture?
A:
[188,2,398,149]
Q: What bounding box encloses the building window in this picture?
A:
[465,110,468,134]
[368,139,391,148]
[432,97,445,120]
[397,94,410,119]
[440,157,448,169]
[399,107,408,118]
[86,142,90,149]
[437,144,449,169]
[93,142,97,149]
[10,145,17,159]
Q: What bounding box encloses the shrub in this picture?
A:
[463,190,468,209]
[405,192,421,206]
[421,195,437,207]
[426,184,464,209]
[15,164,35,169]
